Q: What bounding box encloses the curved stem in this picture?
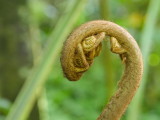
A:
[61,20,143,120]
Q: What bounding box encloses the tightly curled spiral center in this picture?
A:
[72,32,106,75]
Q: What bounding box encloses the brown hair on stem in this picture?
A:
[60,20,143,120]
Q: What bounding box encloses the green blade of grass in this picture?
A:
[99,0,109,20]
[99,0,115,100]
[127,0,160,120]
[6,0,88,120]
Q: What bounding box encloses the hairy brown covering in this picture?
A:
[60,20,143,120]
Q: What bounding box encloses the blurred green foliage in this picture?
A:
[0,0,160,120]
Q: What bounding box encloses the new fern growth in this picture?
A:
[60,20,143,120]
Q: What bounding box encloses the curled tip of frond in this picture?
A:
[60,20,143,120]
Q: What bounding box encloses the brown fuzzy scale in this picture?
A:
[60,20,143,120]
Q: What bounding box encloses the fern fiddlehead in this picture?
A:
[60,20,143,120]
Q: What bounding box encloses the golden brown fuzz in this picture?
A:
[60,20,143,120]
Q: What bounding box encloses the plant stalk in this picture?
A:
[127,0,160,119]
[6,0,88,120]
